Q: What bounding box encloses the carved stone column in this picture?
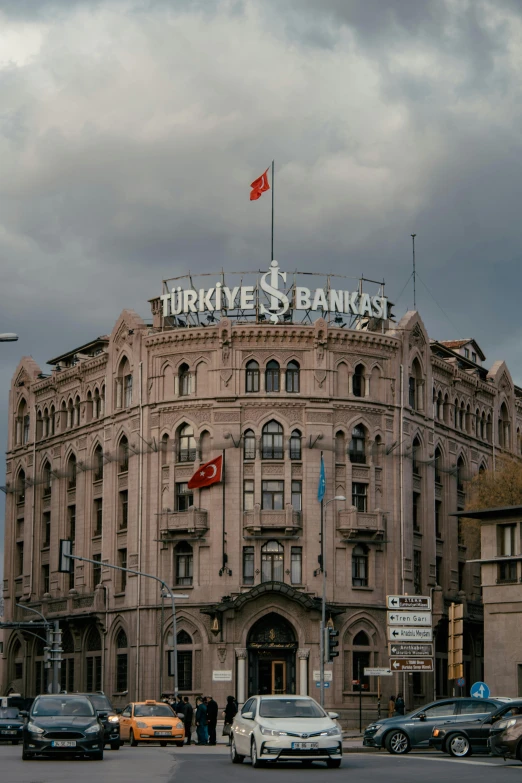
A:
[297,648,310,696]
[235,648,248,704]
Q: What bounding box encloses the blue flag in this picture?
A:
[317,455,326,502]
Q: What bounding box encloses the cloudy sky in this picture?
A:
[1,0,522,573]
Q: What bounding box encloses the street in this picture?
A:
[0,744,520,783]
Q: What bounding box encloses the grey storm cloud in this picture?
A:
[2,0,522,572]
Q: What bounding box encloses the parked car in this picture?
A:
[0,707,24,745]
[118,701,184,746]
[363,697,504,754]
[230,695,343,768]
[76,692,121,750]
[430,699,522,757]
[21,693,104,760]
[489,713,522,761]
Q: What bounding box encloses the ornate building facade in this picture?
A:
[2,300,522,722]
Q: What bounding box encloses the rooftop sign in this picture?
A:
[159,261,389,325]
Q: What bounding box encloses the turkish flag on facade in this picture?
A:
[250,168,270,201]
[187,455,223,489]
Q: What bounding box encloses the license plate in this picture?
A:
[1,730,17,735]
[51,740,76,748]
[154,731,171,737]
[291,742,319,749]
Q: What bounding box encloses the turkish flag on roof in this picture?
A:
[187,455,223,489]
[250,168,270,201]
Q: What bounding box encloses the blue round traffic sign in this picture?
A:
[457,677,465,687]
[470,681,490,699]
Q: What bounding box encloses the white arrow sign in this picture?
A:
[387,595,431,610]
[387,611,432,626]
[364,668,393,677]
[387,626,433,642]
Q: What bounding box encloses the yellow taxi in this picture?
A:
[119,700,185,746]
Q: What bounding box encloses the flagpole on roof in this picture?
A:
[271,160,275,261]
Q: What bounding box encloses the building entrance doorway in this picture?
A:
[247,613,297,697]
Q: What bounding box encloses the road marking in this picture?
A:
[347,753,519,768]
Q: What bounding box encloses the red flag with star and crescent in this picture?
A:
[250,168,270,201]
[187,455,224,489]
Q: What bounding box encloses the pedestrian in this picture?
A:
[222,695,237,746]
[388,694,395,718]
[175,695,186,719]
[395,693,405,715]
[183,696,193,745]
[206,695,218,746]
[195,697,208,745]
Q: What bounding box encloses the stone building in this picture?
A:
[2,281,522,722]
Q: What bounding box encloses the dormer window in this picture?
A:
[464,348,469,358]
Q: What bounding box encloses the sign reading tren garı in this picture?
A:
[160,261,389,324]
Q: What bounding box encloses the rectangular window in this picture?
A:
[15,661,23,680]
[243,480,255,511]
[93,498,103,536]
[436,556,443,587]
[499,524,517,556]
[352,547,369,587]
[118,548,127,592]
[60,658,75,694]
[116,653,128,692]
[119,490,129,530]
[175,482,193,512]
[498,560,517,583]
[16,542,24,576]
[458,561,465,591]
[243,546,255,585]
[262,480,284,510]
[464,348,469,358]
[177,651,192,691]
[42,511,51,548]
[176,546,193,585]
[42,564,50,594]
[68,505,76,542]
[353,651,371,691]
[93,553,102,588]
[352,483,367,512]
[291,480,302,513]
[86,656,102,692]
[413,492,421,531]
[291,547,302,584]
[472,352,477,363]
[414,550,422,595]
[435,500,442,538]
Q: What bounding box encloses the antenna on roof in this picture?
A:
[411,233,417,310]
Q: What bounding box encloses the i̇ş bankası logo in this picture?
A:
[160,261,388,324]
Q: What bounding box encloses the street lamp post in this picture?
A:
[319,495,346,707]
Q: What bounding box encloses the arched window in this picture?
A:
[372,434,382,466]
[409,358,423,410]
[353,364,365,397]
[175,542,193,585]
[49,404,55,435]
[36,410,43,441]
[286,361,300,393]
[459,401,465,430]
[265,360,280,393]
[116,357,131,409]
[161,433,170,467]
[67,454,77,489]
[335,431,346,463]
[243,429,256,460]
[17,399,30,445]
[499,402,510,449]
[337,362,349,397]
[179,363,191,397]
[456,456,465,493]
[93,445,104,481]
[262,420,284,459]
[349,425,366,464]
[454,400,459,429]
[481,411,486,440]
[342,627,379,692]
[60,628,75,693]
[289,430,302,460]
[42,460,52,497]
[352,545,369,587]
[177,424,196,462]
[175,629,195,691]
[85,626,102,692]
[67,398,74,429]
[93,388,100,419]
[434,447,442,484]
[177,630,192,645]
[11,639,23,682]
[115,629,128,692]
[261,540,284,582]
[118,435,129,473]
[16,469,25,505]
[74,395,81,427]
[412,437,421,475]
[475,408,480,437]
[245,360,260,393]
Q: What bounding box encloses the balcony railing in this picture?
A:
[337,507,386,540]
[160,507,209,535]
[243,504,301,534]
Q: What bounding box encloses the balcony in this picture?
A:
[243,504,302,536]
[160,507,209,537]
[337,507,386,541]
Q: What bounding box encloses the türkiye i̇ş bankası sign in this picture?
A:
[160,261,389,324]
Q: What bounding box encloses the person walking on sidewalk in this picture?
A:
[183,697,193,745]
[395,693,405,715]
[388,695,395,718]
[223,695,237,746]
[206,695,218,746]
[195,697,208,745]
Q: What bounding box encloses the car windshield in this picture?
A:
[258,699,325,719]
[134,704,175,718]
[86,694,112,711]
[32,698,94,717]
[0,708,19,719]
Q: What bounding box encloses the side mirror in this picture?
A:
[19,710,28,718]
[328,712,339,720]
[115,708,122,714]
[418,713,426,721]
[242,711,254,721]
[99,712,108,718]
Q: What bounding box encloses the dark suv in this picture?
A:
[77,693,121,750]
[430,700,522,757]
[363,698,504,754]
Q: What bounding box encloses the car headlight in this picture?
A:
[108,715,120,723]
[367,724,382,731]
[320,727,342,736]
[135,721,148,728]
[260,727,288,736]
[496,719,517,730]
[85,724,102,734]
[176,722,183,729]
[432,729,446,738]
[27,722,44,735]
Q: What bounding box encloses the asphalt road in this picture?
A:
[1,743,521,782]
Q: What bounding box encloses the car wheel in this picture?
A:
[448,734,471,758]
[130,729,138,747]
[111,742,120,750]
[176,741,184,748]
[230,736,244,764]
[251,738,263,768]
[326,759,342,768]
[22,749,34,761]
[385,730,411,755]
[12,740,19,746]
[160,742,167,747]
[516,741,522,762]
[301,760,314,766]
[91,751,104,760]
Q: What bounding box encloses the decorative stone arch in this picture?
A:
[163,614,205,692]
[6,632,25,686]
[409,353,425,411]
[335,359,350,398]
[341,613,384,692]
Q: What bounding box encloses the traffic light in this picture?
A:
[324,627,340,663]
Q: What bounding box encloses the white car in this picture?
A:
[230,695,343,768]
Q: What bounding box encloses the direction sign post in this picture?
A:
[387,627,433,642]
[470,681,490,699]
[390,658,434,672]
[389,643,434,657]
[387,595,432,610]
[364,668,393,677]
[387,611,432,626]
